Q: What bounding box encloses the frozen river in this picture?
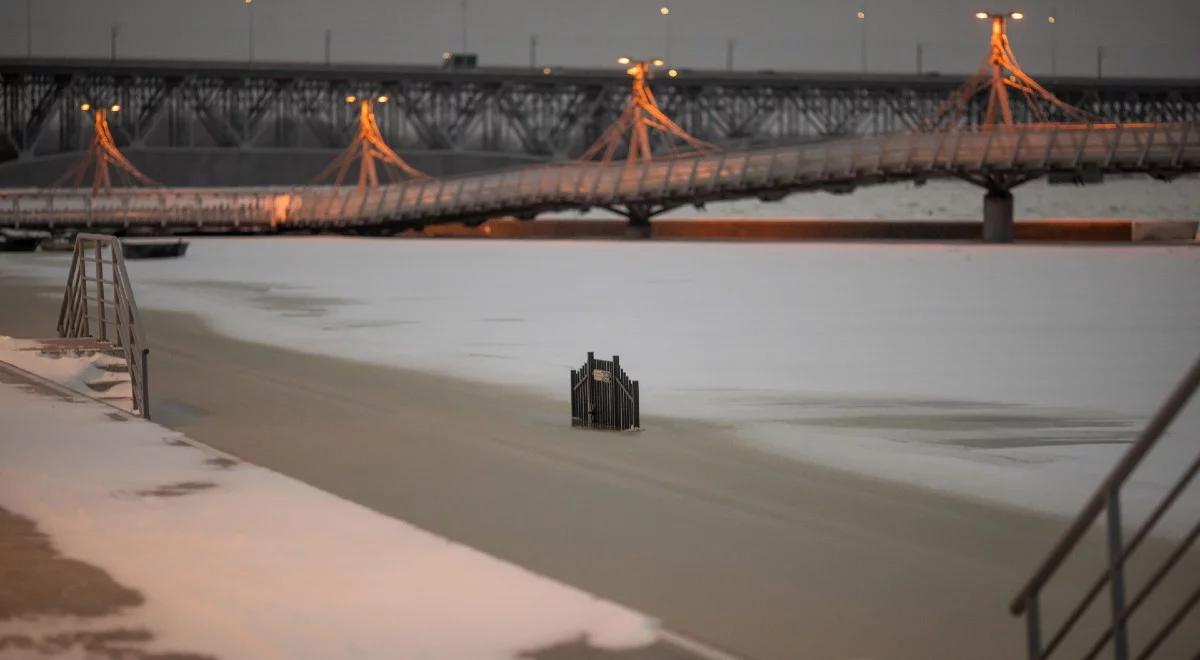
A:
[4,238,1199,528]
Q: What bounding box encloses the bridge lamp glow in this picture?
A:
[668,68,678,77]
[856,9,865,19]
[80,102,91,112]
[441,51,452,60]
[975,11,989,19]
[110,104,121,112]
[1047,15,1056,23]
[376,95,388,103]
[345,94,356,103]
[659,6,670,15]
[617,56,631,64]
[542,66,553,75]
[1010,11,1024,20]
[652,58,665,67]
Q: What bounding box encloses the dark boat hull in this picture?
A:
[0,237,42,252]
[122,241,190,259]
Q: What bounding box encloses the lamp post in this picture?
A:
[1047,14,1061,76]
[726,37,735,72]
[110,25,119,62]
[25,0,32,59]
[660,6,672,63]
[529,34,538,69]
[244,0,255,64]
[460,0,468,52]
[856,9,867,73]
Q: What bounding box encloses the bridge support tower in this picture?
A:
[983,188,1014,243]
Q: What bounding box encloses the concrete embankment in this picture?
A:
[418,217,1198,242]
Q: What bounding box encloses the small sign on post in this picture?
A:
[570,352,639,431]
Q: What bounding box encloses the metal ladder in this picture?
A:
[56,233,150,418]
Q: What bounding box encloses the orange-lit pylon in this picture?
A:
[578,59,715,164]
[927,12,1099,128]
[57,109,158,195]
[314,99,426,189]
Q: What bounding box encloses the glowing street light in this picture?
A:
[1010,11,1024,20]
[110,104,121,112]
[976,11,990,19]
[376,95,388,103]
[345,94,356,103]
[668,68,679,77]
[80,102,91,112]
[652,58,665,67]
[542,66,552,75]
[617,56,631,64]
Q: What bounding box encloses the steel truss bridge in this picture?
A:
[2,122,1196,235]
[3,58,1200,164]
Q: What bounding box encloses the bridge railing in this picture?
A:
[0,123,1197,230]
[1009,355,1200,659]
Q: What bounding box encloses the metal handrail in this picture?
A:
[1010,354,1200,659]
[57,233,150,419]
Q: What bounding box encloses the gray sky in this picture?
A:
[2,0,1198,77]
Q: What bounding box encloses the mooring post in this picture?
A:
[983,188,1014,243]
[612,355,621,429]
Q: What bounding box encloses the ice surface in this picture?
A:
[3,233,1199,533]
[0,372,659,659]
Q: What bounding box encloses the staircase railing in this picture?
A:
[57,233,150,419]
[1010,355,1200,659]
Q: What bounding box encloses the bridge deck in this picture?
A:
[1,123,1197,233]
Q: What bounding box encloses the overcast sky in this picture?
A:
[1,0,1197,78]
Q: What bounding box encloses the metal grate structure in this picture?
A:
[57,233,150,418]
[1,122,1196,233]
[1011,355,1200,660]
[571,352,639,431]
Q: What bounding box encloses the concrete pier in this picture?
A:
[983,189,1015,243]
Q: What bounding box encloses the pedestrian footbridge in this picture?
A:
[1,123,1197,239]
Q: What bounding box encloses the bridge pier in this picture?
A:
[625,213,652,239]
[983,188,1014,243]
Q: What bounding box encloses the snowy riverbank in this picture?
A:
[0,361,702,659]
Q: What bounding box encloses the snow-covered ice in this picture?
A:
[0,365,663,659]
[3,236,1198,533]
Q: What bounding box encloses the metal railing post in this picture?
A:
[1106,488,1130,660]
[1026,594,1042,660]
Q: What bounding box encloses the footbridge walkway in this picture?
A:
[1,122,1197,237]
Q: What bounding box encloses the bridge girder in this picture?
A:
[2,59,1199,165]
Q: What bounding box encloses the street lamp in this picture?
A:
[856,9,867,73]
[80,103,91,112]
[244,0,255,64]
[1048,11,1058,75]
[110,104,121,112]
[660,6,672,64]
